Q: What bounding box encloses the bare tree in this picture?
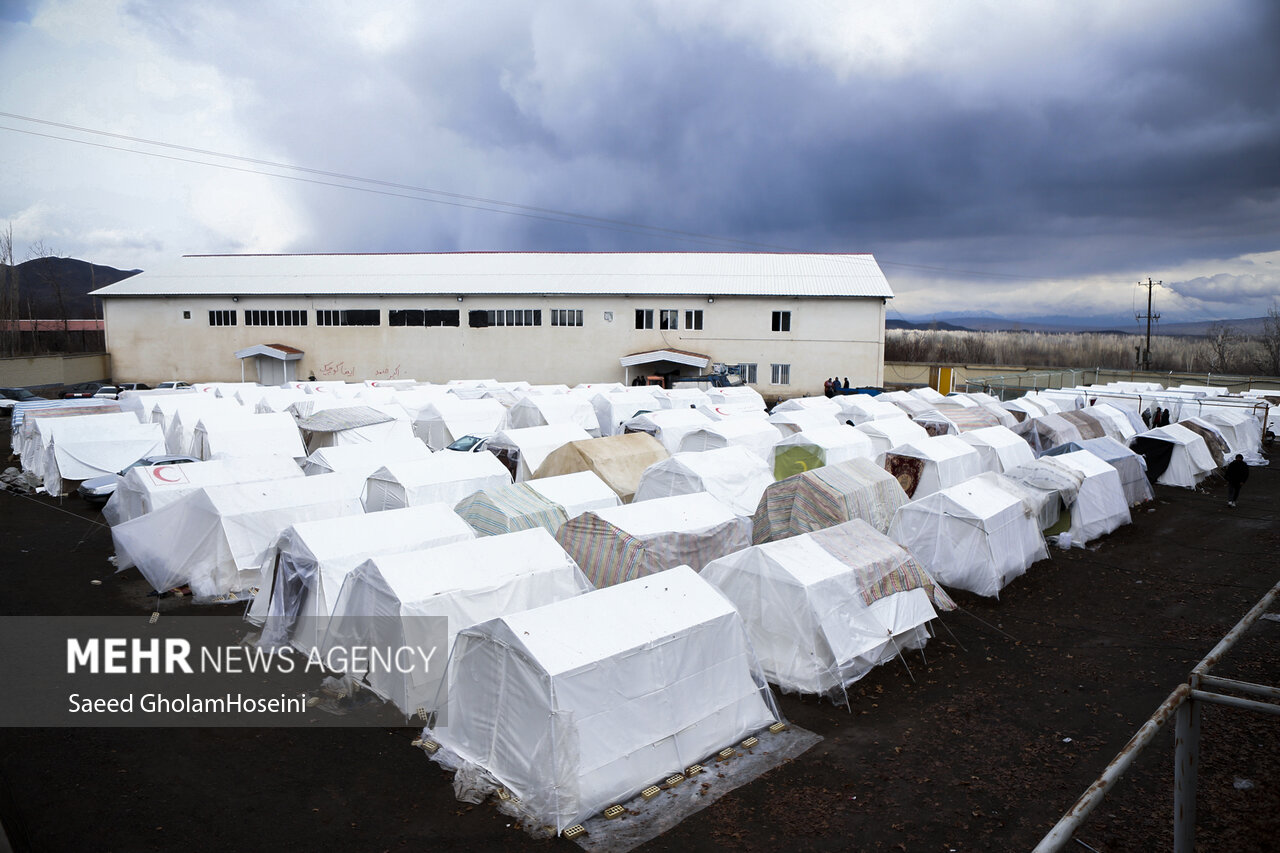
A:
[0,224,17,357]
[1202,322,1239,373]
[27,241,71,352]
[1256,304,1280,378]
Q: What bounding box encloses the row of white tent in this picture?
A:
[21,376,1265,838]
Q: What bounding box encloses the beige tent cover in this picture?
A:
[531,432,669,503]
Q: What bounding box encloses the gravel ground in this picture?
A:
[0,430,1275,852]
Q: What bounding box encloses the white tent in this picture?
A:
[296,404,415,453]
[323,528,592,718]
[1048,450,1132,546]
[676,417,780,460]
[103,455,305,529]
[622,408,714,453]
[704,385,766,413]
[149,395,243,455]
[251,387,311,414]
[834,396,909,426]
[249,504,476,653]
[881,435,984,499]
[701,519,954,702]
[412,398,508,450]
[771,396,841,415]
[1087,403,1138,443]
[504,395,601,437]
[767,409,840,435]
[591,389,664,436]
[1191,407,1262,458]
[855,418,930,460]
[23,411,142,481]
[192,411,305,460]
[111,472,365,599]
[889,476,1048,597]
[301,438,432,479]
[427,566,781,834]
[363,452,512,511]
[486,424,593,482]
[1129,423,1217,488]
[524,471,621,520]
[633,446,774,516]
[752,456,909,542]
[37,416,166,496]
[957,426,1035,474]
[1042,437,1153,507]
[772,426,876,479]
[556,491,751,587]
[656,387,712,410]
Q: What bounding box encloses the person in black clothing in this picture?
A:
[1224,453,1249,507]
[842,377,850,390]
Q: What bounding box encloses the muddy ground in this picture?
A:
[0,435,1276,852]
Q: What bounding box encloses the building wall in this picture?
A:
[103,294,886,393]
[0,352,112,391]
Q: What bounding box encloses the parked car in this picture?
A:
[446,434,493,453]
[62,381,109,399]
[92,385,122,400]
[0,387,45,411]
[156,381,192,390]
[117,382,151,392]
[76,455,201,505]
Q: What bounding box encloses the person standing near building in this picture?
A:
[1224,454,1249,507]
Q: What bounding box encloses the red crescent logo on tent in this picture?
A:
[715,407,729,415]
[150,466,182,483]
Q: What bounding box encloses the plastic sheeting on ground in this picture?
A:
[423,566,782,835]
[889,476,1048,598]
[532,433,669,503]
[363,452,512,511]
[633,446,774,516]
[323,528,592,718]
[556,492,750,587]
[249,504,476,652]
[701,519,955,703]
[111,472,366,600]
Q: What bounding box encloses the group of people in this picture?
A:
[1142,405,1173,427]
[823,377,851,397]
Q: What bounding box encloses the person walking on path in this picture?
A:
[1224,453,1249,507]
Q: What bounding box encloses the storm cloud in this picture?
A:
[1,0,1278,322]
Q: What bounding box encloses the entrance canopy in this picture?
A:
[235,343,304,385]
[619,348,710,385]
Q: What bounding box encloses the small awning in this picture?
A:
[619,348,710,370]
[234,343,304,361]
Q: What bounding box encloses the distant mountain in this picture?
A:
[0,257,140,318]
[894,312,1272,336]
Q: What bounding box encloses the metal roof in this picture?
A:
[90,252,893,299]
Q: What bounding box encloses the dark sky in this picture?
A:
[2,0,1277,321]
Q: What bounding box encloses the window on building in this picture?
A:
[388,309,461,327]
[635,309,653,330]
[659,309,679,330]
[551,309,583,327]
[470,309,541,327]
[737,363,757,384]
[685,309,703,331]
[316,309,380,326]
[770,363,791,385]
[182,311,191,320]
[208,310,236,327]
[771,310,791,332]
[245,309,307,327]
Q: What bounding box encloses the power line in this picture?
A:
[0,111,1087,284]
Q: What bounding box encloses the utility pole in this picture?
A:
[1136,278,1161,371]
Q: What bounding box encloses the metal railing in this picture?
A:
[1033,579,1280,853]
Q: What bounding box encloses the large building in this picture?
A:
[91,252,892,392]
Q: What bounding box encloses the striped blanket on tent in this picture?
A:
[935,403,1003,433]
[454,482,569,537]
[753,457,908,544]
[809,521,956,611]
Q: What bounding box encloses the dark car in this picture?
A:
[76,455,201,505]
[0,387,44,406]
[62,381,109,399]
